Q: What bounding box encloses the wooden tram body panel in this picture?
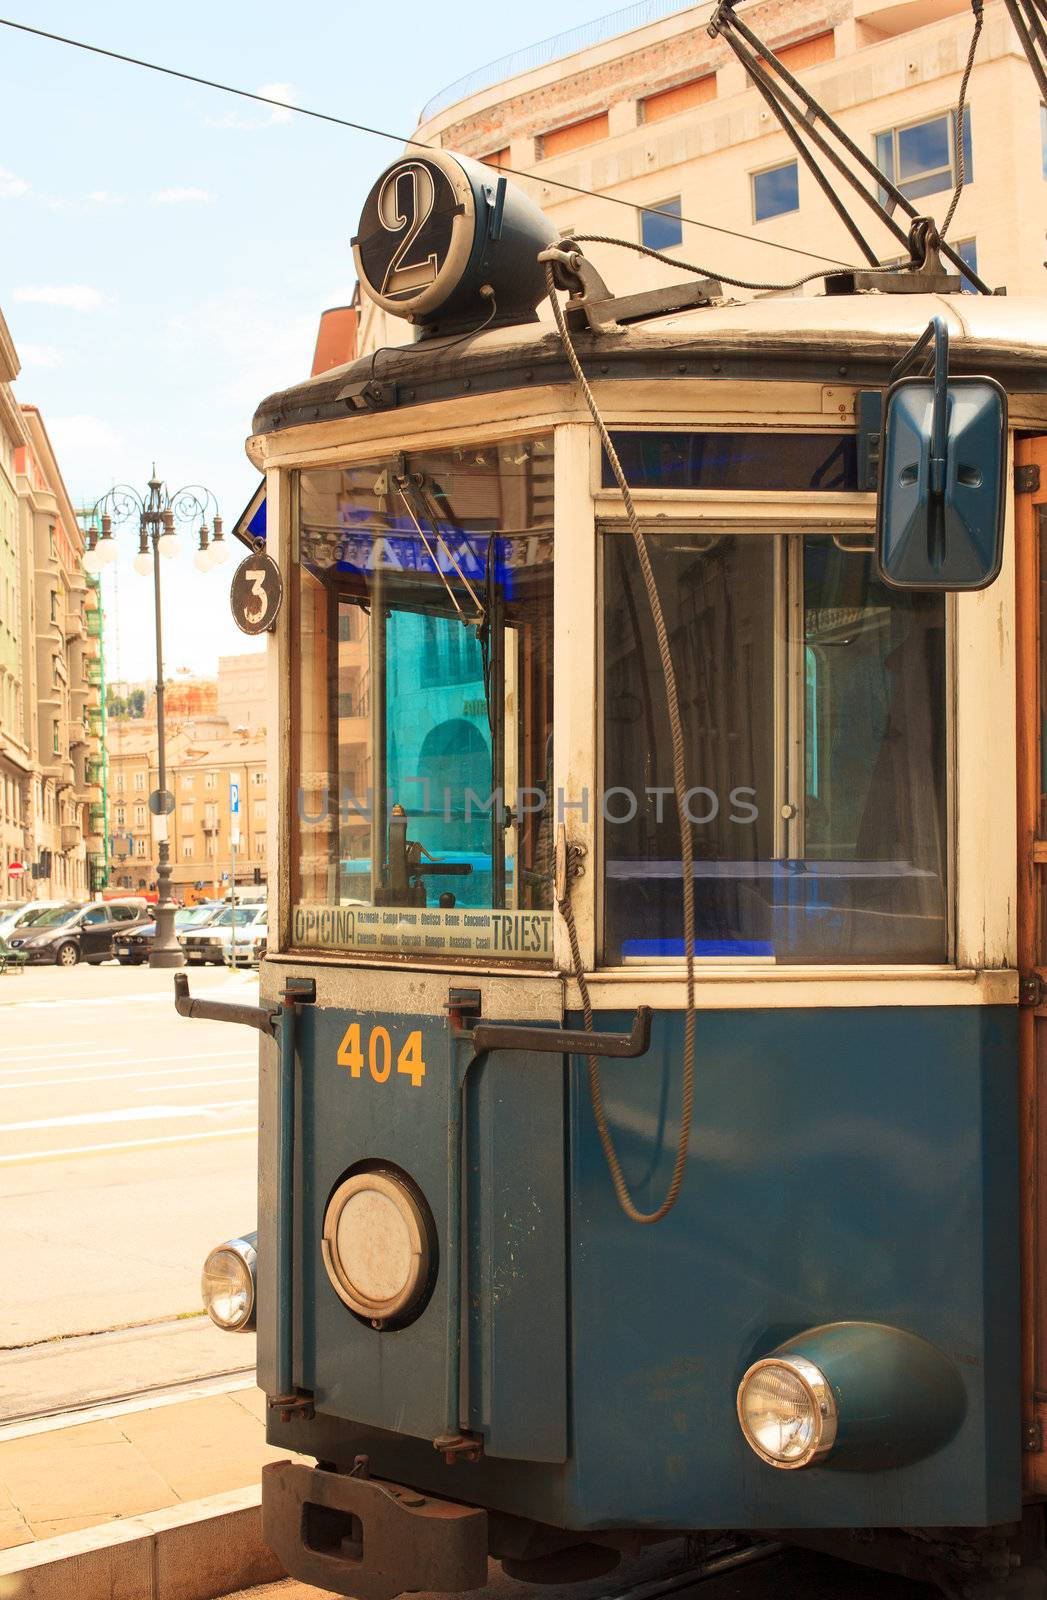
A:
[238,292,1047,1583]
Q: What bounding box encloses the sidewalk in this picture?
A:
[0,1381,294,1551]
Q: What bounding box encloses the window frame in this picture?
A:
[874,105,972,204]
[751,159,800,222]
[591,462,959,975]
[640,196,683,252]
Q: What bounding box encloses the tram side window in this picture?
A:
[292,439,554,963]
[601,531,947,965]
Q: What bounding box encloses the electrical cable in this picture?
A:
[0,14,853,269]
[545,260,694,1226]
[939,0,983,239]
[563,232,907,294]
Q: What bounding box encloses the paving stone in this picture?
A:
[117,1393,294,1503]
[0,1418,178,1534]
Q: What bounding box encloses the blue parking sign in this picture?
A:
[230,780,240,815]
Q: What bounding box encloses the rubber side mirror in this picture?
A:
[877,316,1007,591]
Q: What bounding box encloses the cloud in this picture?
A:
[87,189,124,205]
[0,166,29,198]
[45,415,125,474]
[152,186,215,205]
[16,342,62,369]
[204,83,297,131]
[12,284,105,312]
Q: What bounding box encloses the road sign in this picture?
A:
[7,862,24,877]
[230,780,240,814]
[149,788,176,816]
[231,551,283,635]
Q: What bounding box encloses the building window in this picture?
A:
[875,106,972,203]
[114,773,125,793]
[48,525,56,557]
[640,74,716,124]
[134,771,145,791]
[51,655,60,687]
[115,805,126,826]
[641,197,683,251]
[752,160,799,221]
[180,773,194,792]
[538,110,609,160]
[774,30,834,72]
[52,720,60,754]
[134,804,145,826]
[181,803,195,824]
[253,801,266,822]
[183,837,195,860]
[251,769,265,787]
[205,771,216,791]
[953,237,979,294]
[205,802,217,826]
[135,837,147,858]
[50,591,58,623]
[481,147,510,169]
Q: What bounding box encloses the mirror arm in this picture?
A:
[929,316,950,498]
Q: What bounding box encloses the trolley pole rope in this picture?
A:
[545,264,696,1225]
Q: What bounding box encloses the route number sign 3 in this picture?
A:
[231,551,283,635]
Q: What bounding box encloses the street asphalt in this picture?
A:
[0,960,261,1420]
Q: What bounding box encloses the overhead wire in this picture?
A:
[0,14,854,269]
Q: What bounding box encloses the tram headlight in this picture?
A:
[736,1355,837,1469]
[201,1235,257,1331]
[322,1168,432,1326]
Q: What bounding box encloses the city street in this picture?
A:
[0,961,260,1422]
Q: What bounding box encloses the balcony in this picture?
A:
[86,758,104,786]
[65,612,85,642]
[89,803,105,833]
[86,659,102,688]
[86,609,103,639]
[61,823,80,852]
[87,707,103,737]
[69,720,89,749]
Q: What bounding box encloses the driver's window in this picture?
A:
[292,439,554,961]
[82,909,108,926]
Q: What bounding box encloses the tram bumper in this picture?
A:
[262,1459,488,1600]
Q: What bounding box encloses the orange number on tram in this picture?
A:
[337,1022,364,1077]
[396,1030,426,1088]
[369,1026,392,1083]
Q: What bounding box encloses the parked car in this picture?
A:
[223,916,267,968]
[8,899,151,966]
[182,904,266,966]
[0,899,73,941]
[116,902,224,966]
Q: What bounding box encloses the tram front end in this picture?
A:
[188,153,1047,1600]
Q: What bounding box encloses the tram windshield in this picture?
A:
[292,438,554,962]
[603,529,948,964]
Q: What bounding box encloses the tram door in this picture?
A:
[1016,435,1047,1493]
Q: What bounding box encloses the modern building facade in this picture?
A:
[0,305,103,902]
[359,0,1044,353]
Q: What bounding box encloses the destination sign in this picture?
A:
[293,903,553,960]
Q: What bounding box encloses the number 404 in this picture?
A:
[337,1023,426,1088]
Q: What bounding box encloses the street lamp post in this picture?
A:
[83,470,229,969]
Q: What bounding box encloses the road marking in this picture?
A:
[136,1076,255,1093]
[0,1045,136,1062]
[0,1053,256,1083]
[0,1125,257,1165]
[0,1099,255,1133]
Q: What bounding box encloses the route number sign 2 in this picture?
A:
[231,551,283,635]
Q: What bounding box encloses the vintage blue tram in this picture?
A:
[180,139,1047,1600]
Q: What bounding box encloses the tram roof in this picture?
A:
[251,291,1047,439]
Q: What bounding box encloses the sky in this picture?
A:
[0,0,601,681]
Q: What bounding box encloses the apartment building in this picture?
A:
[360,0,1045,354]
[0,306,104,901]
[0,309,33,896]
[107,726,268,897]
